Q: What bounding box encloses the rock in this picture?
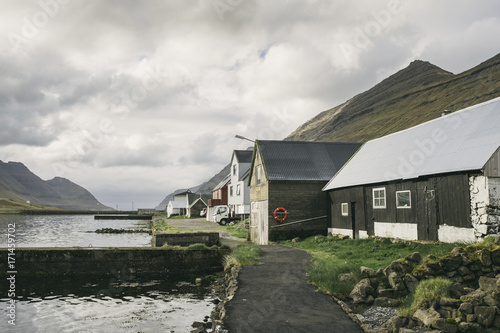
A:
[361,266,378,278]
[494,315,500,328]
[377,288,407,298]
[483,294,500,306]
[458,302,474,314]
[490,248,500,265]
[440,254,463,271]
[460,290,486,306]
[384,260,411,278]
[387,272,406,291]
[457,266,470,276]
[373,297,401,307]
[474,306,496,326]
[457,322,482,332]
[403,274,419,293]
[412,308,441,327]
[478,249,492,267]
[291,237,300,243]
[399,329,416,333]
[479,276,497,293]
[431,318,458,333]
[405,252,422,263]
[466,314,476,322]
[439,297,460,307]
[449,284,469,299]
[195,278,203,285]
[468,261,482,271]
[381,316,407,333]
[460,254,472,266]
[350,278,375,304]
[339,272,356,284]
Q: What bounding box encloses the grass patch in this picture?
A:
[225,243,262,267]
[152,217,181,233]
[399,278,453,317]
[279,235,463,297]
[221,220,249,239]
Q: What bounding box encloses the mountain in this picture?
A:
[286,53,500,142]
[0,160,113,211]
[155,164,231,210]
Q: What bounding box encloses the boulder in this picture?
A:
[460,290,486,306]
[381,316,407,333]
[474,306,496,326]
[405,252,422,263]
[440,254,463,271]
[478,249,492,267]
[490,248,500,265]
[412,308,441,327]
[458,302,474,314]
[457,266,470,276]
[360,266,378,278]
[339,272,356,284]
[387,272,406,291]
[373,297,401,307]
[439,297,460,308]
[384,260,411,278]
[403,274,419,293]
[431,318,458,333]
[349,278,375,304]
[457,322,482,332]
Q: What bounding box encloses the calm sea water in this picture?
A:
[0,214,217,332]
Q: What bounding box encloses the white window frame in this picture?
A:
[256,166,261,186]
[396,190,411,209]
[233,164,237,175]
[373,187,386,209]
[341,203,348,216]
[236,184,241,196]
[229,185,233,197]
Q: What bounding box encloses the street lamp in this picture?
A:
[234,134,255,143]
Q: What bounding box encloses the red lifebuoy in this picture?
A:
[273,207,288,223]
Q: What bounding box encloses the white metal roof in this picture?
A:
[324,97,500,191]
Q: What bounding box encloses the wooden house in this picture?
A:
[323,97,500,242]
[248,140,362,245]
[206,173,230,222]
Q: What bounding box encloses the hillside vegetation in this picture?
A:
[286,53,500,142]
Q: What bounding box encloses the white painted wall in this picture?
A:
[438,225,476,243]
[374,222,417,241]
[470,175,500,240]
[328,228,353,238]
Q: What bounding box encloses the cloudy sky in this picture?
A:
[1,0,499,210]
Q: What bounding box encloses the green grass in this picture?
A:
[226,243,262,266]
[399,278,453,317]
[279,235,462,297]
[152,217,181,233]
[221,220,249,239]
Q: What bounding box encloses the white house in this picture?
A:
[228,149,253,218]
[166,190,193,217]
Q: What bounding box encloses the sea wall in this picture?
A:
[0,248,228,278]
[153,232,220,247]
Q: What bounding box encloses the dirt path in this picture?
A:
[161,217,245,249]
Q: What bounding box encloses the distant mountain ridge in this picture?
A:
[0,160,113,211]
[286,53,500,142]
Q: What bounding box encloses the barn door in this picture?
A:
[250,200,269,245]
[417,180,438,241]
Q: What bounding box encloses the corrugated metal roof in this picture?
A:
[258,141,362,181]
[324,97,500,191]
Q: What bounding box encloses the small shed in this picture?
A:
[248,140,362,245]
[323,97,500,242]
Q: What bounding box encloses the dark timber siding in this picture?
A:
[328,172,473,241]
[267,180,328,240]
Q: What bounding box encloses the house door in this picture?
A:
[417,181,438,241]
[250,200,269,245]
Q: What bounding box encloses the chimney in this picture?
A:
[441,110,452,117]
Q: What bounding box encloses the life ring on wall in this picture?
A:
[273,207,288,223]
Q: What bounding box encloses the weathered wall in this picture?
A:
[0,248,227,278]
[470,175,500,239]
[267,180,328,240]
[153,232,219,247]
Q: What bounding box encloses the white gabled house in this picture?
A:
[228,149,253,218]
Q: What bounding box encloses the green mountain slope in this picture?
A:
[0,160,113,211]
[286,53,500,142]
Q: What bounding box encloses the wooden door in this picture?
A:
[417,180,438,241]
[250,200,269,245]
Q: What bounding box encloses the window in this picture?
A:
[373,187,386,209]
[233,164,237,175]
[229,186,233,197]
[341,203,348,216]
[396,190,411,208]
[236,184,241,196]
[217,206,227,214]
[256,166,261,186]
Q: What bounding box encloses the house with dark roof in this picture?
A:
[167,190,210,218]
[247,140,362,244]
[228,149,253,218]
[323,97,500,242]
[207,173,231,221]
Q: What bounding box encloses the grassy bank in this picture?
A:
[279,235,464,298]
[0,197,63,213]
[224,243,262,267]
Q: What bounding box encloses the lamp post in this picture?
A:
[234,134,255,143]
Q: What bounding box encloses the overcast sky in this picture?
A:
[1,0,499,210]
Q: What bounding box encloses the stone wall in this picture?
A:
[470,175,500,239]
[0,248,228,278]
[153,232,220,247]
[347,239,500,332]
